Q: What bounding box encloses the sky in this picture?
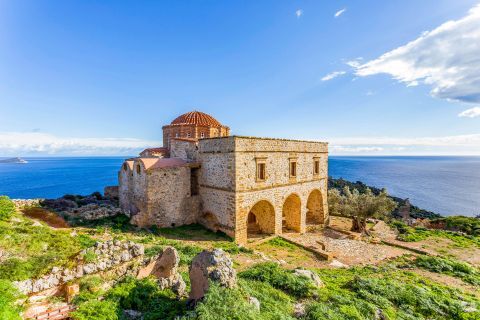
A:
[1,0,480,156]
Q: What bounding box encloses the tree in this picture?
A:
[328,187,397,234]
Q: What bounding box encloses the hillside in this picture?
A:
[0,195,479,319]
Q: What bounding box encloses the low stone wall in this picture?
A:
[13,240,145,295]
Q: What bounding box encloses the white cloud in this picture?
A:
[321,71,346,81]
[349,5,480,105]
[331,146,384,153]
[0,132,161,156]
[295,9,303,18]
[329,134,480,147]
[328,133,480,155]
[334,8,347,18]
[458,107,480,118]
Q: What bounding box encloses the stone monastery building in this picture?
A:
[119,111,329,244]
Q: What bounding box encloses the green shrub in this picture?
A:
[0,196,15,221]
[238,279,295,320]
[0,280,22,320]
[433,216,480,236]
[185,283,259,320]
[239,262,315,298]
[264,237,298,250]
[0,220,84,280]
[413,256,479,285]
[106,277,184,320]
[71,300,119,320]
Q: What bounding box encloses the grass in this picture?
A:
[0,196,98,281]
[239,262,316,298]
[307,265,480,320]
[395,255,480,286]
[0,196,16,221]
[0,279,23,320]
[390,220,480,247]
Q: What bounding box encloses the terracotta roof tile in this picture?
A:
[137,157,188,170]
[170,111,223,127]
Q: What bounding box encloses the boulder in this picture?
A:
[294,303,306,318]
[248,296,260,311]
[293,269,324,288]
[151,246,179,279]
[188,249,236,302]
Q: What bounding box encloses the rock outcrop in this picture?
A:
[188,249,236,303]
[293,269,324,288]
[139,246,186,297]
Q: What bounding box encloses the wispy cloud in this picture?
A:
[458,107,480,118]
[334,8,347,18]
[348,4,480,115]
[295,9,303,18]
[0,132,161,156]
[321,71,346,81]
[329,133,480,155]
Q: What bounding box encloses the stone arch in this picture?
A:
[247,200,275,236]
[282,194,302,232]
[306,189,324,225]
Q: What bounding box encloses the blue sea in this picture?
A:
[0,156,479,217]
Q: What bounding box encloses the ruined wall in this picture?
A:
[170,139,199,161]
[119,161,134,214]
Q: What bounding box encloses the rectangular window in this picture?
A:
[290,161,297,178]
[314,160,320,175]
[257,162,266,181]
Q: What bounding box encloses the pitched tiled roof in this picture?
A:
[137,157,188,170]
[170,111,223,127]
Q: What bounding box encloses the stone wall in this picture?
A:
[14,240,145,295]
[170,139,199,161]
[197,136,329,244]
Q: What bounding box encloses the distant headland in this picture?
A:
[0,157,28,164]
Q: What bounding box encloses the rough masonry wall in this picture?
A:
[232,137,328,244]
[142,166,199,228]
[170,139,198,161]
[197,138,237,236]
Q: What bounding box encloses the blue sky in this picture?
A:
[1,0,479,155]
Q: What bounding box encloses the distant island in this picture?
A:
[0,157,28,164]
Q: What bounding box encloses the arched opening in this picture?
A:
[282,194,301,232]
[247,200,275,237]
[306,189,324,225]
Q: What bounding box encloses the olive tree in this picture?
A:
[328,187,396,233]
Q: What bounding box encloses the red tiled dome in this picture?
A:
[170,111,222,127]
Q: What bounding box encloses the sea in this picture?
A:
[0,156,479,217]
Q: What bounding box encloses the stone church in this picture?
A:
[119,111,328,244]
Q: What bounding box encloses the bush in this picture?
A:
[0,280,22,320]
[185,283,259,320]
[239,262,315,298]
[413,256,480,285]
[0,196,15,221]
[71,300,119,320]
[107,277,184,320]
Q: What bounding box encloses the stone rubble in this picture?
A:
[13,240,145,295]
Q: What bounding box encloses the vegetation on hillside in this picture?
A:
[328,187,397,233]
[390,220,480,247]
[328,178,441,219]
